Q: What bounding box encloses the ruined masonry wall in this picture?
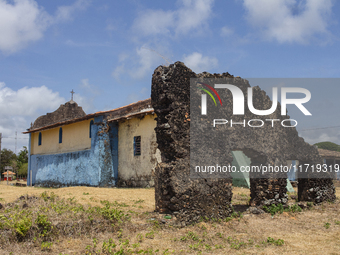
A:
[151,62,336,224]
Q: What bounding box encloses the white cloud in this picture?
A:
[79,78,100,96]
[134,9,174,36]
[300,129,340,145]
[72,93,92,113]
[0,82,94,151]
[118,53,129,62]
[133,47,163,79]
[0,83,64,116]
[176,0,214,34]
[112,46,167,82]
[76,78,100,112]
[0,0,89,54]
[182,52,218,73]
[106,19,117,32]
[220,26,233,37]
[132,0,214,37]
[125,87,150,105]
[112,64,126,82]
[243,0,333,44]
[0,82,66,151]
[79,78,91,90]
[0,0,50,54]
[55,0,90,22]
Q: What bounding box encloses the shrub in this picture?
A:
[267,237,284,246]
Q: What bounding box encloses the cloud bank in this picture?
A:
[243,0,333,44]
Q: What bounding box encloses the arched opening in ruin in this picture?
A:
[230,151,306,213]
[229,148,290,212]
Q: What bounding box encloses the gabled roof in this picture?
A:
[23,98,154,134]
[318,148,340,159]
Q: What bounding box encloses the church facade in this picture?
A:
[24,98,161,188]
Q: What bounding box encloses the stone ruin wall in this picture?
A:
[151,61,336,224]
[32,101,86,129]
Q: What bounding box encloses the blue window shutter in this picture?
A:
[89,120,94,138]
[38,132,42,146]
[59,127,63,143]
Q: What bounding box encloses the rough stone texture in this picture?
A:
[32,100,86,129]
[151,62,233,224]
[151,61,336,223]
[117,176,155,188]
[298,178,336,203]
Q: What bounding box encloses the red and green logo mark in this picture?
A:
[197,82,223,106]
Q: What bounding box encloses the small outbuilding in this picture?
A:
[318,148,340,180]
[2,171,16,181]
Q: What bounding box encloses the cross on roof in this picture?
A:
[70,89,75,101]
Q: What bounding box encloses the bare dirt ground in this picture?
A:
[0,181,340,254]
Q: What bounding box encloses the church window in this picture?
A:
[38,132,42,146]
[59,127,63,143]
[89,120,94,138]
[134,136,141,156]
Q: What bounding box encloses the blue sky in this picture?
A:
[0,0,339,152]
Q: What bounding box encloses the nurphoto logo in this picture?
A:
[198,82,312,128]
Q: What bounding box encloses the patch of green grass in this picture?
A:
[215,244,224,249]
[89,197,98,202]
[324,222,331,229]
[0,210,32,239]
[145,230,155,239]
[180,231,199,242]
[307,202,313,208]
[134,198,144,204]
[101,238,116,253]
[263,203,302,216]
[41,241,53,251]
[226,236,249,250]
[100,200,129,208]
[216,232,223,238]
[137,233,143,243]
[35,213,52,238]
[267,237,284,246]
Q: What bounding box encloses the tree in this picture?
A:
[0,148,17,173]
[314,142,340,152]
[18,163,28,177]
[17,146,28,169]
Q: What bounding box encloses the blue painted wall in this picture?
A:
[27,116,117,187]
[32,150,98,186]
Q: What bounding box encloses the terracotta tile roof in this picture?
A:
[318,148,340,159]
[23,98,152,134]
[108,109,154,122]
[2,171,15,175]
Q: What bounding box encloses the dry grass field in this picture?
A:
[0,180,340,254]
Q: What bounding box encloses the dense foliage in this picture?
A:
[0,146,28,177]
[314,141,340,152]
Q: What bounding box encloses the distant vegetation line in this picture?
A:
[314,141,340,152]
